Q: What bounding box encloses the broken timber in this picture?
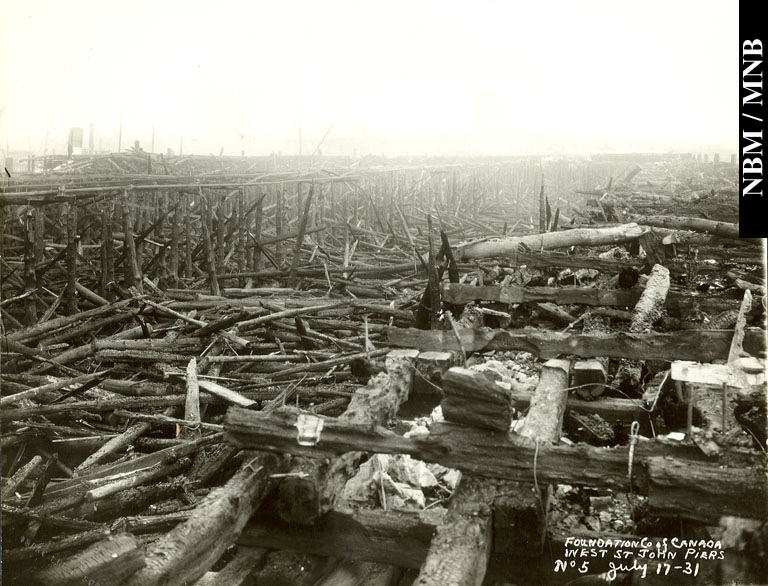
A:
[275,349,418,524]
[443,367,644,423]
[122,453,285,586]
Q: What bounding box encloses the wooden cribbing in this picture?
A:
[441,368,643,423]
[239,507,683,575]
[275,349,418,523]
[416,359,570,585]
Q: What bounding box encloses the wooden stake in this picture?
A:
[183,358,202,440]
[538,174,546,233]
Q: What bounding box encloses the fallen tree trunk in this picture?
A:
[386,327,766,362]
[630,264,670,333]
[616,264,671,393]
[635,215,762,245]
[455,223,645,260]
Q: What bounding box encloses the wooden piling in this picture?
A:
[23,209,37,324]
[101,199,115,300]
[64,200,78,315]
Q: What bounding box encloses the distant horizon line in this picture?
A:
[4,149,738,160]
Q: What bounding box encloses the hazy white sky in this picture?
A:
[0,0,738,156]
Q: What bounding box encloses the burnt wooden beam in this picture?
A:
[223,408,766,521]
[495,359,569,557]
[511,250,728,274]
[441,283,754,316]
[386,327,766,362]
[646,456,767,524]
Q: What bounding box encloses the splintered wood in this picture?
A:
[1,155,765,585]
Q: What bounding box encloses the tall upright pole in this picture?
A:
[43,119,49,170]
[298,104,302,170]
[151,125,155,154]
[118,116,123,152]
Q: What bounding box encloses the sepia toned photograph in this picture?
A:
[1,1,765,584]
